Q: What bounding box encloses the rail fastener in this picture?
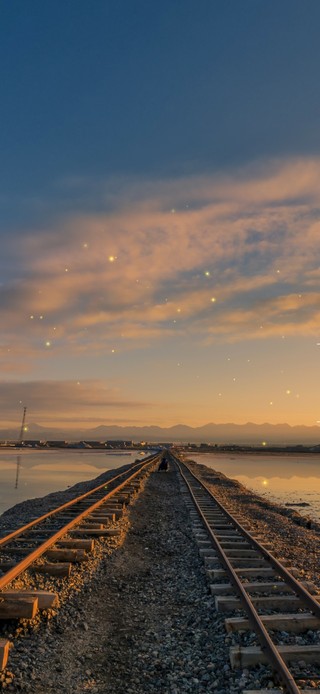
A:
[0,640,10,670]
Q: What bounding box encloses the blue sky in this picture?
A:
[1,1,320,431]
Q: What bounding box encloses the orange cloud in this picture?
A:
[0,380,154,428]
[1,155,320,370]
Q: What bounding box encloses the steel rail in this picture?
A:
[0,453,161,592]
[177,455,320,619]
[0,454,157,549]
[174,456,309,694]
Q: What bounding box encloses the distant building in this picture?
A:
[20,440,45,448]
[105,440,133,449]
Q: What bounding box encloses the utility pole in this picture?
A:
[18,406,27,444]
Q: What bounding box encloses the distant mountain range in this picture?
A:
[1,421,320,445]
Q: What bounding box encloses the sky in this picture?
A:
[1,0,320,431]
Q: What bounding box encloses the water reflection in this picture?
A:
[0,449,148,516]
[15,455,21,489]
[191,453,320,520]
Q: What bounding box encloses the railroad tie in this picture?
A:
[222,549,265,557]
[87,513,116,522]
[77,523,105,530]
[198,547,218,557]
[219,541,258,550]
[56,539,94,551]
[210,580,317,596]
[45,548,88,563]
[113,494,131,504]
[0,596,38,620]
[34,562,72,577]
[225,612,320,633]
[70,528,121,537]
[230,643,320,668]
[103,501,126,510]
[215,594,320,612]
[207,566,300,579]
[0,591,58,610]
[98,507,123,519]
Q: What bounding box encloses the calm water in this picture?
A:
[2,449,320,522]
[0,449,150,516]
[190,453,320,520]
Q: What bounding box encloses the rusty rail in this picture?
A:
[0,451,161,591]
[172,452,319,694]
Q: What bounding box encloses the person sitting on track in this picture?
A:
[158,458,168,472]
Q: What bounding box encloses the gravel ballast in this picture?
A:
[0,459,319,692]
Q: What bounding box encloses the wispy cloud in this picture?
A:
[0,380,154,428]
[2,156,320,375]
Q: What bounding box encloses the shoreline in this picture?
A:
[1,457,320,537]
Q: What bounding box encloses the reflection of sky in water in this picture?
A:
[0,449,148,516]
[191,454,320,520]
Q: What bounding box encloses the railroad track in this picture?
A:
[171,451,320,694]
[0,451,162,671]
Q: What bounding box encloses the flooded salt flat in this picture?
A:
[0,448,149,516]
[189,453,320,520]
